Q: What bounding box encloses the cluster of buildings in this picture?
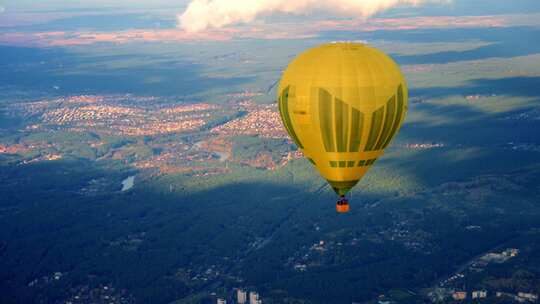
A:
[216,289,262,304]
[6,92,301,172]
[404,142,445,149]
[226,90,263,99]
[430,248,538,303]
[451,290,538,302]
[41,105,140,125]
[499,292,539,302]
[64,95,105,104]
[430,248,530,303]
[39,104,210,136]
[10,95,218,137]
[10,95,137,117]
[479,248,519,264]
[211,106,287,138]
[161,103,218,114]
[451,290,486,300]
[5,92,307,173]
[0,143,30,154]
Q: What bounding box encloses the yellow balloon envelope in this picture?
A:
[277,42,408,198]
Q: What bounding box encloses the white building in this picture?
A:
[237,289,247,304]
[518,292,538,301]
[217,298,226,304]
[472,290,487,299]
[249,291,261,304]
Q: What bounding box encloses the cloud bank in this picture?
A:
[178,0,447,32]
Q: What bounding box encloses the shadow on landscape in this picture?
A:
[402,75,540,147]
[393,27,540,65]
[0,158,338,303]
[2,138,540,304]
[403,100,540,146]
[1,74,540,303]
[387,99,540,185]
[410,76,540,99]
[380,74,540,186]
[0,45,252,97]
[321,26,540,64]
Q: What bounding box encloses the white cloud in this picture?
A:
[0,6,5,13]
[178,0,449,32]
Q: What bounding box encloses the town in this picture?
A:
[215,289,262,304]
[427,248,539,303]
[211,103,288,139]
[1,94,302,174]
[10,95,218,136]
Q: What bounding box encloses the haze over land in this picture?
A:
[1,1,540,303]
[177,0,450,32]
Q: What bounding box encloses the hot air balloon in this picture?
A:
[277,42,408,213]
